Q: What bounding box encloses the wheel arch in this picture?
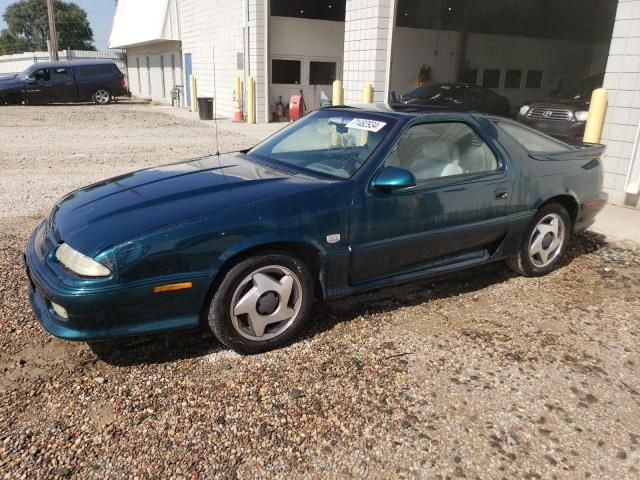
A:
[199,239,324,322]
[538,194,579,229]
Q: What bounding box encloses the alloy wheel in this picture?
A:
[94,89,110,104]
[229,265,303,341]
[528,213,565,268]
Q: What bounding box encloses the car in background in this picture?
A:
[392,82,511,117]
[517,75,604,140]
[25,106,607,354]
[0,59,129,106]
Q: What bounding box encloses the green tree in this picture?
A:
[0,0,95,55]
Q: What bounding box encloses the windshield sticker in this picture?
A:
[345,118,387,132]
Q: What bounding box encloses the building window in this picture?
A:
[136,57,141,93]
[525,70,543,89]
[482,69,500,89]
[171,54,176,88]
[146,56,152,95]
[462,69,478,85]
[309,61,337,85]
[504,70,522,89]
[272,59,301,85]
[160,55,166,98]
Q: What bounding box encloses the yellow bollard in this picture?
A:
[583,88,608,144]
[362,83,373,104]
[189,74,197,113]
[332,80,343,106]
[247,76,255,124]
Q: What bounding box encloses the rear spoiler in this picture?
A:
[529,142,605,162]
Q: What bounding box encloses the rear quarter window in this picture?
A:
[75,65,118,78]
[497,122,571,153]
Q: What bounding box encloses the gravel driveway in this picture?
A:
[1,104,639,479]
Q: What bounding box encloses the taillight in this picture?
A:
[120,78,126,89]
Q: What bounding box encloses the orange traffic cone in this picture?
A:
[232,91,244,122]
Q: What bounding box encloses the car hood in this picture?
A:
[50,153,327,256]
[0,75,23,91]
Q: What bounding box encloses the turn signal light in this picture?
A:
[153,282,193,293]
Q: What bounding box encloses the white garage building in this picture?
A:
[110,0,640,209]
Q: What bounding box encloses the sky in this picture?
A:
[0,0,116,50]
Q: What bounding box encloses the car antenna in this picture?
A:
[212,44,221,157]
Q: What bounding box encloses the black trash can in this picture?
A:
[197,97,214,120]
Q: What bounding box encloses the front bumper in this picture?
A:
[24,223,208,341]
[518,116,586,140]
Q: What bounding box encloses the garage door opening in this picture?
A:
[389,0,617,116]
[269,0,345,121]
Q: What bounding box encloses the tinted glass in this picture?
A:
[525,70,543,88]
[309,61,337,85]
[77,65,116,78]
[272,59,301,84]
[504,70,522,89]
[386,122,498,181]
[33,68,50,81]
[498,122,570,152]
[248,110,395,179]
[462,69,478,84]
[482,69,500,89]
[403,84,464,103]
[51,67,71,80]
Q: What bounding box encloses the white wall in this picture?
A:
[126,41,182,103]
[601,0,640,208]
[343,0,393,104]
[269,16,344,110]
[390,27,609,108]
[179,0,265,119]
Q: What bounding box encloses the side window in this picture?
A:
[386,122,498,181]
[33,68,50,81]
[52,67,70,81]
[498,122,570,153]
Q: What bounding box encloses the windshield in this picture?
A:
[16,65,36,81]
[247,110,395,179]
[551,77,602,101]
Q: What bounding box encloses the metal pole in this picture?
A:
[46,0,59,61]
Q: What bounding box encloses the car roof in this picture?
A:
[28,59,117,69]
[324,103,479,121]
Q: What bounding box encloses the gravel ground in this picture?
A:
[1,104,640,479]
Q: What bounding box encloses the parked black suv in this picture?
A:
[0,59,129,106]
[517,75,604,140]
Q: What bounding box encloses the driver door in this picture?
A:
[348,120,514,285]
[24,68,52,104]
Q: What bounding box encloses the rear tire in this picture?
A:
[507,203,571,277]
[208,252,314,354]
[92,89,112,105]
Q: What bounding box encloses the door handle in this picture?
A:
[495,189,508,199]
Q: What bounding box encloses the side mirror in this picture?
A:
[372,166,416,192]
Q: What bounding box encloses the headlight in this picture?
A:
[575,111,589,122]
[55,243,111,277]
[519,105,530,116]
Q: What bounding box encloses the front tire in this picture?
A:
[208,252,314,354]
[92,88,112,105]
[507,203,571,277]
